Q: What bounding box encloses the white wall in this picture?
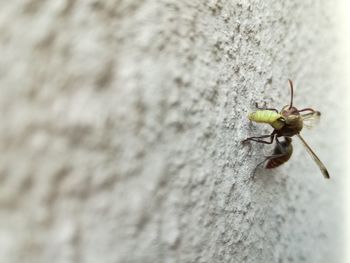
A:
[341,0,350,262]
[0,1,347,262]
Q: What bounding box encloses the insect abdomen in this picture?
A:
[248,110,284,129]
[265,154,291,169]
[265,140,293,169]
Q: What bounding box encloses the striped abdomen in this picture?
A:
[265,139,293,169]
[248,110,284,129]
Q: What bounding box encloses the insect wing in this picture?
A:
[297,134,330,179]
[302,111,321,129]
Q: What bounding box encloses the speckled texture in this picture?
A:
[0,0,346,263]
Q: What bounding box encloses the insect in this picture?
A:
[243,80,330,179]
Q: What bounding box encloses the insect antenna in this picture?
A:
[298,108,317,113]
[288,79,294,109]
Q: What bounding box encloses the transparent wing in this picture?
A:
[297,134,330,179]
[302,111,321,129]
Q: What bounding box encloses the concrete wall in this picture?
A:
[0,1,346,262]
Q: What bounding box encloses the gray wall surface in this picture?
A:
[0,1,347,263]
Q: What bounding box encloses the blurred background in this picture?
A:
[0,1,349,263]
[343,0,350,261]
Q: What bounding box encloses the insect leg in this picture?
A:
[254,102,278,113]
[242,131,276,144]
[252,157,269,177]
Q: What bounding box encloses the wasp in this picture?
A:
[243,80,330,179]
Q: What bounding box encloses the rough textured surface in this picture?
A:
[0,0,347,263]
